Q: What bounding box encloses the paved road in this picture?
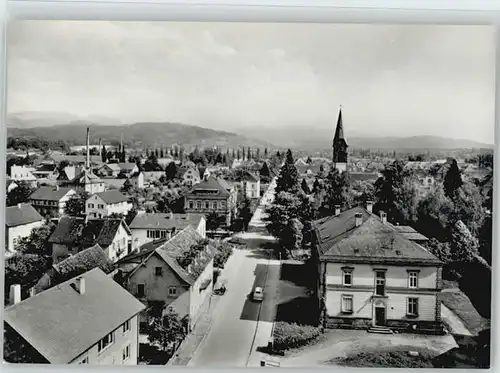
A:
[189,178,279,367]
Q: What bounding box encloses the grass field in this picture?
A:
[440,291,490,335]
[331,346,436,368]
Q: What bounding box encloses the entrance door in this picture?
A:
[375,307,386,326]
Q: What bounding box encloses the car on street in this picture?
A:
[253,286,264,301]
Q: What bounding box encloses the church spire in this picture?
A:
[332,106,348,172]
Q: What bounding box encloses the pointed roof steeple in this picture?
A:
[333,107,347,145]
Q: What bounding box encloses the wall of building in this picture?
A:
[325,263,438,289]
[6,220,44,253]
[70,315,140,365]
[189,258,214,328]
[324,262,440,324]
[106,224,131,262]
[86,195,132,219]
[126,254,190,318]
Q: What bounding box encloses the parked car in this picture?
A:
[253,286,264,301]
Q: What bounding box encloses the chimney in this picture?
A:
[355,212,363,227]
[75,277,85,295]
[187,264,193,274]
[334,205,341,216]
[9,284,21,305]
[380,211,387,224]
[168,211,174,219]
[86,127,90,169]
[54,185,60,191]
[98,138,102,157]
[366,200,373,213]
[17,203,23,209]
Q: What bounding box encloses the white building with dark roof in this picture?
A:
[129,211,206,250]
[4,268,145,365]
[5,203,45,256]
[28,186,76,217]
[312,202,444,335]
[86,190,132,219]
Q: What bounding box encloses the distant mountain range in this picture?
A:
[7,117,275,150]
[7,112,493,151]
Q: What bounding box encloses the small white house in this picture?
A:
[86,190,133,219]
[5,203,45,256]
[181,167,201,187]
[239,171,261,199]
[10,165,37,187]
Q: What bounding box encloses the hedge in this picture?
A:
[273,322,321,351]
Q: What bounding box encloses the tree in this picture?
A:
[147,308,187,352]
[416,185,454,241]
[238,197,253,231]
[320,168,351,215]
[264,148,268,157]
[65,191,89,216]
[256,148,260,159]
[478,215,492,265]
[120,145,126,163]
[6,182,35,207]
[247,147,251,160]
[427,238,452,264]
[301,179,310,194]
[275,150,299,194]
[242,146,246,160]
[165,162,178,181]
[450,220,479,276]
[160,148,164,158]
[306,156,312,164]
[374,160,413,223]
[4,254,52,304]
[452,182,485,236]
[443,159,463,200]
[206,212,225,231]
[265,191,303,257]
[101,144,106,162]
[15,222,55,256]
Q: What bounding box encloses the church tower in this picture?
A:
[332,107,348,172]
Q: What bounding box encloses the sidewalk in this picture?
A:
[167,251,242,366]
[167,294,223,366]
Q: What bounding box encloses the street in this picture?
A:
[188,179,279,367]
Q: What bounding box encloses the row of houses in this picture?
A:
[4,218,216,365]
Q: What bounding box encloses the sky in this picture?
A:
[7,21,496,143]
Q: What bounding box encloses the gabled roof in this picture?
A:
[29,186,74,201]
[4,268,145,364]
[313,206,441,265]
[100,163,121,172]
[186,176,230,199]
[93,190,129,204]
[238,170,260,182]
[129,212,204,230]
[126,226,214,286]
[53,244,115,283]
[389,224,429,241]
[117,163,137,172]
[48,217,131,247]
[6,203,44,227]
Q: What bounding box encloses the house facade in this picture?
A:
[181,167,201,187]
[239,171,261,199]
[5,203,45,256]
[97,163,122,178]
[312,204,444,334]
[48,217,132,263]
[10,165,37,186]
[4,268,145,365]
[29,186,76,217]
[86,190,133,219]
[117,226,215,331]
[129,212,206,250]
[184,176,237,226]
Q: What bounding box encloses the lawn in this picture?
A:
[275,262,319,326]
[331,346,436,368]
[440,291,490,335]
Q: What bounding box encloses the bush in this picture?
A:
[273,322,321,352]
